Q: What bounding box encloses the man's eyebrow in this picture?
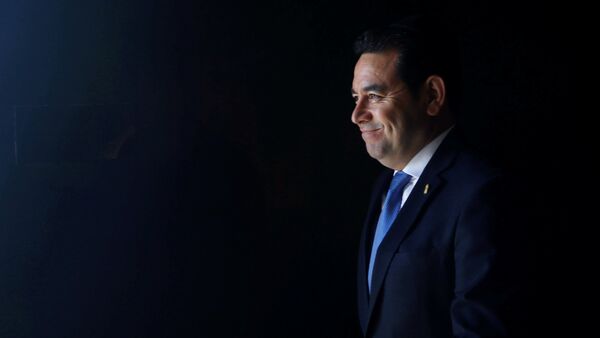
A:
[363,84,387,92]
[351,84,387,95]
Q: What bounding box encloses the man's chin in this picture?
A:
[366,146,386,163]
[366,147,399,169]
[365,146,379,159]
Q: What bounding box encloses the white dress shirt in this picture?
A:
[392,127,453,208]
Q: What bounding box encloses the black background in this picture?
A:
[0,0,583,337]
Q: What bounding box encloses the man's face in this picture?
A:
[351,50,427,169]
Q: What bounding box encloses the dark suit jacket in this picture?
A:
[357,131,524,338]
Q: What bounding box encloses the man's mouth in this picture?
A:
[360,127,382,141]
[360,127,382,133]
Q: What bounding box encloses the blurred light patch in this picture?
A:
[14,103,135,164]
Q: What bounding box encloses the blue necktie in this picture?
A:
[368,171,411,292]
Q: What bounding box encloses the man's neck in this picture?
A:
[393,121,454,170]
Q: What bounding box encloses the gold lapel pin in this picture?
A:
[423,184,429,195]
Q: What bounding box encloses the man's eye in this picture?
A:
[368,93,382,101]
[352,96,359,103]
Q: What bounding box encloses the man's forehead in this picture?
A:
[353,51,400,91]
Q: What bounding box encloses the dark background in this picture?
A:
[0,0,582,337]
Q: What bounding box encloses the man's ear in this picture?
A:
[424,75,446,116]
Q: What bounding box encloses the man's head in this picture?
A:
[351,16,459,170]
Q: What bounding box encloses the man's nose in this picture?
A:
[351,98,370,125]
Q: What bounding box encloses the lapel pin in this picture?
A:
[423,184,429,195]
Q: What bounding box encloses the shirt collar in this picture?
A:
[394,126,454,179]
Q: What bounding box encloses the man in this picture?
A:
[351,16,524,337]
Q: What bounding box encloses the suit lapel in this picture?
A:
[357,171,392,332]
[365,175,443,324]
[361,131,460,333]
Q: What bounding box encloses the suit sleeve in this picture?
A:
[451,176,525,337]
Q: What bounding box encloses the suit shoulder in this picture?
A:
[447,148,504,190]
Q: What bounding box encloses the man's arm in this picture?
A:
[451,176,525,337]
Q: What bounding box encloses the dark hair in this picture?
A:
[354,15,461,113]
